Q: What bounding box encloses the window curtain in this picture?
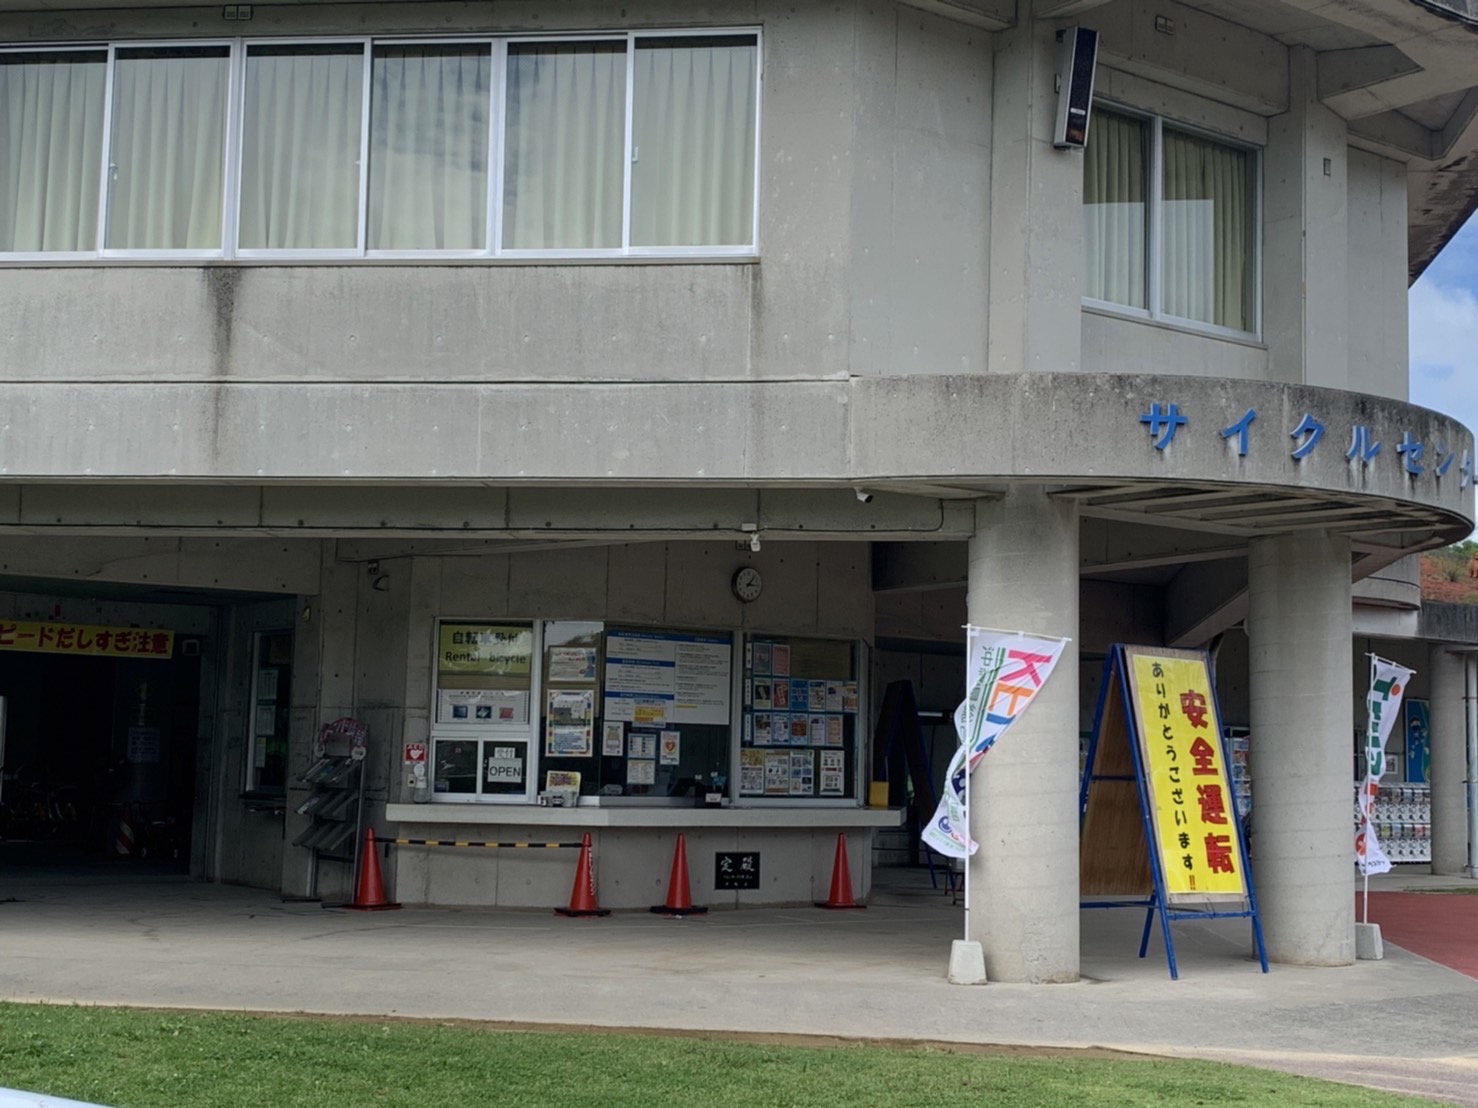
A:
[368,45,490,251]
[238,45,364,250]
[1082,108,1146,309]
[630,36,756,248]
[1162,127,1254,331]
[0,51,106,252]
[106,48,229,251]
[502,41,624,250]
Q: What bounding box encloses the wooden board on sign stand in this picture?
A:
[1079,644,1268,980]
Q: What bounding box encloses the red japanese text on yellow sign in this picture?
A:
[1129,653,1246,899]
[0,621,174,660]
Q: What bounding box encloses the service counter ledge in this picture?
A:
[382,804,903,909]
[385,803,901,828]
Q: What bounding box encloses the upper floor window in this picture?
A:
[1083,105,1258,336]
[0,30,759,261]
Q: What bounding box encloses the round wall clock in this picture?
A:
[731,566,763,603]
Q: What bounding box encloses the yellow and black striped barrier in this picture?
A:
[386,837,582,852]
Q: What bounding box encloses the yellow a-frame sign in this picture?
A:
[1080,644,1267,979]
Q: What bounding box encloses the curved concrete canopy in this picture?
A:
[0,374,1467,547]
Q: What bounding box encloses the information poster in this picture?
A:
[127,727,162,764]
[1126,649,1247,901]
[628,732,657,759]
[545,689,594,757]
[764,752,790,795]
[547,647,597,682]
[602,720,625,757]
[772,644,790,676]
[740,750,765,794]
[789,751,814,796]
[820,750,845,796]
[627,759,656,786]
[603,631,731,725]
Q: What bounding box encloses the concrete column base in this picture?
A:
[948,940,988,985]
[1355,922,1384,960]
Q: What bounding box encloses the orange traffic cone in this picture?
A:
[650,834,707,917]
[340,828,401,911]
[816,832,865,909]
[556,832,610,917]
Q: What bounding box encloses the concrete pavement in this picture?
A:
[1,863,1475,1105]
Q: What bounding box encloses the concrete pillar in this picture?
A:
[1263,47,1349,388]
[1429,645,1468,876]
[966,489,1079,983]
[1248,532,1353,965]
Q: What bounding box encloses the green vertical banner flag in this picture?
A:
[1356,656,1413,876]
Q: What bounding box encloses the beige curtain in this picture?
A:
[368,44,490,251]
[1162,127,1254,331]
[502,41,625,250]
[1082,108,1147,309]
[0,51,106,252]
[630,35,757,248]
[106,47,229,251]
[238,45,364,250]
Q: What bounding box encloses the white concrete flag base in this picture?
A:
[1355,922,1384,960]
[948,939,988,985]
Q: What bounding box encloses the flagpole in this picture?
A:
[962,743,970,943]
[1363,656,1375,925]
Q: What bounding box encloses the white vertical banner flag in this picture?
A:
[1355,656,1414,877]
[921,628,1069,859]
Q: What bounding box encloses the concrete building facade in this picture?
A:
[1,0,1476,982]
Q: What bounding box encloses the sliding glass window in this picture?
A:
[239,43,365,252]
[106,46,229,251]
[631,35,756,248]
[369,43,491,251]
[1082,107,1147,312]
[0,50,106,253]
[502,40,625,251]
[1082,105,1259,337]
[0,29,761,260]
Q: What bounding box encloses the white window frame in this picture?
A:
[1082,102,1263,343]
[429,617,543,805]
[0,27,763,265]
[233,37,372,261]
[0,44,111,262]
[98,39,236,261]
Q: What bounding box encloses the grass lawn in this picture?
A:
[0,1003,1433,1108]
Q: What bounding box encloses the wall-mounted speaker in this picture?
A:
[1053,26,1099,150]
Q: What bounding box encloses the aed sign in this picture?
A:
[403,742,427,765]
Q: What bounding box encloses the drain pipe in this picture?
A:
[1467,653,1478,879]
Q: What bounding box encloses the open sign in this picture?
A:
[486,755,523,783]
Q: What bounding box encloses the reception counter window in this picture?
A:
[429,619,860,805]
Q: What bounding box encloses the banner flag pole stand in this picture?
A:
[1080,644,1268,981]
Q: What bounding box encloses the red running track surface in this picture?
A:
[1361,891,1478,979]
